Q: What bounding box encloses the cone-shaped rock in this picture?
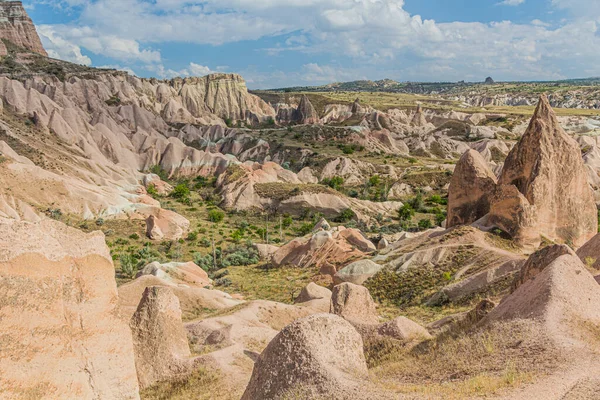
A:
[130,286,193,389]
[447,149,498,228]
[411,104,427,127]
[294,94,319,124]
[496,95,597,247]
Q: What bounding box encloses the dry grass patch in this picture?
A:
[140,367,235,400]
[368,320,563,397]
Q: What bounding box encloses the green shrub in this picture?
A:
[398,204,415,222]
[321,176,344,191]
[335,208,356,223]
[215,277,233,287]
[120,254,137,279]
[46,208,63,220]
[146,184,158,197]
[129,233,141,240]
[208,209,225,223]
[296,223,314,236]
[95,218,105,226]
[171,183,190,199]
[187,231,198,241]
[221,244,259,267]
[149,165,169,181]
[282,216,293,228]
[199,237,211,248]
[418,219,433,230]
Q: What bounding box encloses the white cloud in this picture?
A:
[146,62,215,79]
[498,0,525,6]
[37,25,92,65]
[36,0,600,84]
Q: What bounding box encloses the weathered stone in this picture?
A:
[330,282,379,325]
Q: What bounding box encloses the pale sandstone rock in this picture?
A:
[494,95,597,247]
[295,282,333,304]
[447,149,498,228]
[241,314,369,400]
[513,244,577,290]
[0,219,139,399]
[145,208,190,240]
[130,286,193,389]
[136,261,211,288]
[377,317,432,343]
[333,259,383,286]
[330,282,379,326]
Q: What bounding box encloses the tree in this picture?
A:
[398,204,415,222]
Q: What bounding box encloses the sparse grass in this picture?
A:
[225,264,328,304]
[140,367,235,400]
[368,320,562,397]
[254,182,338,201]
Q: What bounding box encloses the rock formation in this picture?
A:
[295,282,332,304]
[577,233,600,268]
[333,259,383,286]
[513,244,577,290]
[293,94,319,125]
[0,1,47,56]
[377,317,432,343]
[130,286,193,389]
[241,314,369,400]
[330,282,379,326]
[145,208,190,240]
[271,226,376,274]
[447,149,498,228]
[136,261,211,288]
[448,95,597,247]
[0,219,139,398]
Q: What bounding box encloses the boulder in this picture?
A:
[255,243,280,260]
[0,219,139,398]
[130,286,193,389]
[494,95,597,247]
[313,217,331,232]
[334,259,383,286]
[145,208,190,240]
[577,233,600,269]
[377,317,432,343]
[241,314,368,400]
[295,282,332,304]
[447,149,498,228]
[330,282,379,325]
[377,238,389,250]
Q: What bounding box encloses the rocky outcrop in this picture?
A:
[513,244,577,290]
[136,261,211,288]
[482,253,600,349]
[0,1,47,56]
[271,226,376,274]
[333,259,383,286]
[377,317,432,343]
[577,233,600,269]
[330,282,379,326]
[118,275,242,321]
[145,208,190,240]
[447,149,498,228]
[293,94,319,125]
[0,219,139,398]
[241,314,369,400]
[130,286,193,389]
[492,95,597,247]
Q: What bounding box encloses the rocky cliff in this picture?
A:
[0,218,140,398]
[0,1,47,56]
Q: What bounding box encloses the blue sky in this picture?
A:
[25,0,600,88]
